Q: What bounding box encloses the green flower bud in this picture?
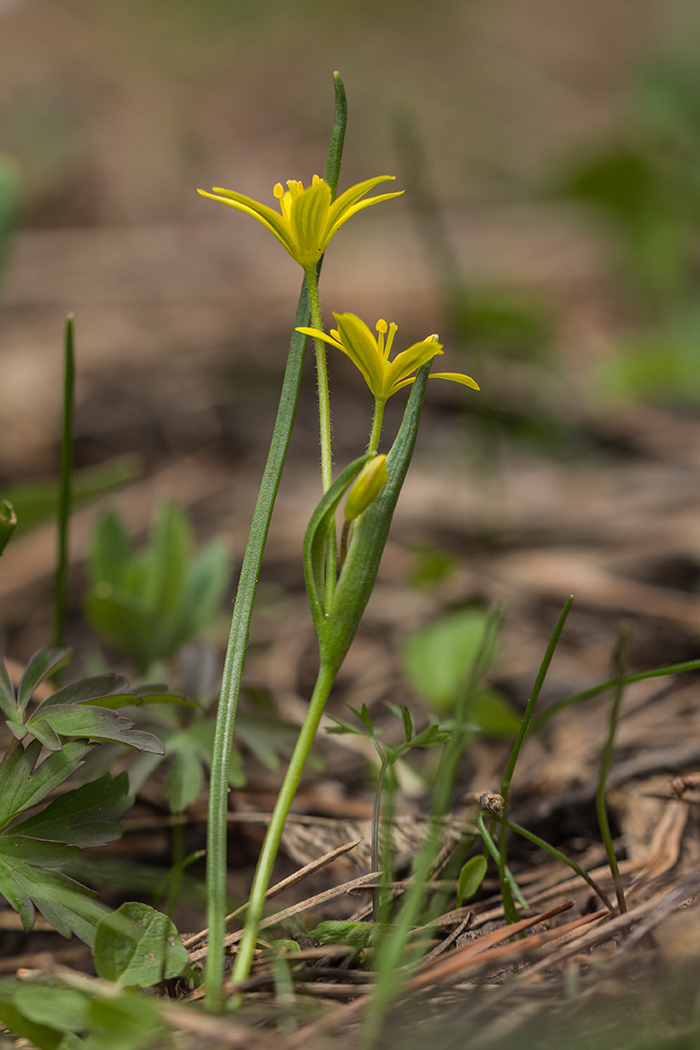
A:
[344,455,388,523]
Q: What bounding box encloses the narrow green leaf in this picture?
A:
[321,363,433,672]
[17,649,71,716]
[93,902,188,986]
[457,854,487,905]
[302,454,372,632]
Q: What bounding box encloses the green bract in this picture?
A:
[198,175,402,269]
[297,312,480,399]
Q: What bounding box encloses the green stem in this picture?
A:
[596,625,631,915]
[497,595,573,922]
[230,659,337,988]
[304,264,337,605]
[368,398,386,454]
[204,72,347,1011]
[54,314,74,652]
[204,288,310,1009]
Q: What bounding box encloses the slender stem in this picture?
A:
[368,398,386,454]
[204,71,347,1011]
[54,314,74,651]
[596,624,631,915]
[497,595,573,922]
[205,285,310,1009]
[503,816,613,911]
[305,266,333,494]
[304,264,337,605]
[371,754,389,922]
[231,660,338,988]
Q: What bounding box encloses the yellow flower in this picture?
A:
[344,455,389,522]
[197,175,402,269]
[296,313,480,400]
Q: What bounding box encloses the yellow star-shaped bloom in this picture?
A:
[297,312,480,400]
[198,175,402,269]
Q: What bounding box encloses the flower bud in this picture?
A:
[344,455,388,523]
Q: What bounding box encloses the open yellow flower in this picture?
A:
[198,175,402,269]
[296,312,480,400]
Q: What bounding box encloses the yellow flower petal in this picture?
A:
[198,175,402,269]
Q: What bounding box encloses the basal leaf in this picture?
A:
[0,740,43,827]
[93,902,188,986]
[0,845,105,942]
[26,706,164,754]
[39,674,131,709]
[11,742,92,815]
[17,649,71,717]
[0,655,15,719]
[0,998,65,1050]
[10,772,131,847]
[11,986,91,1035]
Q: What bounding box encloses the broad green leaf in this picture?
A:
[10,741,92,817]
[93,902,188,986]
[0,655,15,719]
[11,772,131,847]
[0,844,106,942]
[168,539,232,648]
[0,998,65,1050]
[0,499,16,555]
[20,718,60,751]
[402,608,495,713]
[466,688,520,736]
[86,590,155,673]
[25,706,164,754]
[17,649,71,716]
[140,501,191,619]
[0,740,43,827]
[0,836,79,867]
[39,674,131,709]
[457,855,487,905]
[12,987,90,1035]
[89,508,132,590]
[83,990,163,1050]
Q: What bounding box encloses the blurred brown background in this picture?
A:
[3,0,700,680]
